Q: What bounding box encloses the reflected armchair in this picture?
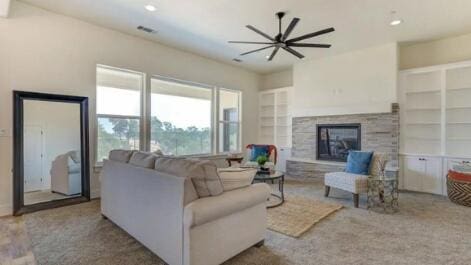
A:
[243,144,277,169]
[50,151,82,195]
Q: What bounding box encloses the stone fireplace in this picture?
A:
[287,105,399,179]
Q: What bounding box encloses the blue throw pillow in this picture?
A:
[345,151,374,175]
[250,146,269,161]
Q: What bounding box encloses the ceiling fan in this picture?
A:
[229,12,334,61]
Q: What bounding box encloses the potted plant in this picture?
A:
[256,154,269,172]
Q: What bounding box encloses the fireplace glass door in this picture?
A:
[317,124,361,162]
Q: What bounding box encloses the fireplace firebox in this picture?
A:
[317,124,361,162]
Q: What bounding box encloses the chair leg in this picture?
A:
[353,193,359,208]
[324,186,330,197]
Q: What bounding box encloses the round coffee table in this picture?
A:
[253,170,285,208]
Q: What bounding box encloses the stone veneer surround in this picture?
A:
[287,107,399,179]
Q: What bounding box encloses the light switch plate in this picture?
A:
[0,128,12,137]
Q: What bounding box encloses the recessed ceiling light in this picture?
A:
[390,19,402,26]
[389,11,402,26]
[145,5,156,12]
[265,55,270,59]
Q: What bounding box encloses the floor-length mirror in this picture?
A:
[13,91,90,215]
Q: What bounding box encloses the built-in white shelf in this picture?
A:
[447,122,471,125]
[446,106,471,110]
[405,89,440,95]
[406,122,440,125]
[447,137,471,141]
[406,107,441,111]
[259,87,292,147]
[447,87,471,92]
[406,136,441,141]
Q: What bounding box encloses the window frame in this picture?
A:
[216,88,242,154]
[95,65,145,165]
[95,65,243,166]
[148,75,215,156]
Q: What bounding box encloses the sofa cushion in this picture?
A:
[129,151,157,168]
[184,183,270,227]
[109,149,135,163]
[325,171,369,194]
[217,168,257,191]
[187,160,224,197]
[345,151,374,175]
[154,157,224,197]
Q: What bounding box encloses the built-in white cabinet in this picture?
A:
[276,147,291,172]
[258,87,292,148]
[401,155,443,194]
[399,60,471,195]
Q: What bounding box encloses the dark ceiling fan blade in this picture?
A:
[281,18,300,41]
[287,27,335,43]
[288,43,331,48]
[268,47,280,61]
[240,45,275,56]
[246,25,275,41]
[228,41,274,44]
[282,46,305,59]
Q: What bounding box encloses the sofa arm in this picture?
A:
[184,183,270,228]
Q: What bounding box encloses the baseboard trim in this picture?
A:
[0,204,12,217]
[91,188,100,199]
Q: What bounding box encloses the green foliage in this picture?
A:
[150,116,210,155]
[98,116,211,161]
[256,154,268,166]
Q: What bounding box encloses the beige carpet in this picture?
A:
[267,196,342,238]
[24,200,165,265]
[21,179,471,265]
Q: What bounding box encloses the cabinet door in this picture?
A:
[403,156,425,192]
[276,147,291,172]
[422,157,443,195]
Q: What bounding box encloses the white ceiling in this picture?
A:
[19,0,471,73]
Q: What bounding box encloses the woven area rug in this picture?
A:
[267,196,342,238]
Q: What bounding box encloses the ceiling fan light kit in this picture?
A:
[229,11,334,61]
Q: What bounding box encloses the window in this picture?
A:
[218,89,241,153]
[96,66,144,162]
[95,65,242,163]
[150,78,212,156]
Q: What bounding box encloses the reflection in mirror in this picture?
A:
[23,100,82,205]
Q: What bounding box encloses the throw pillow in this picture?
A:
[109,149,135,163]
[345,151,374,175]
[129,151,157,168]
[250,145,269,161]
[448,170,471,182]
[217,168,257,191]
[154,157,224,197]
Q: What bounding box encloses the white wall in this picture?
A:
[0,2,262,216]
[400,32,471,70]
[292,43,398,117]
[260,69,293,90]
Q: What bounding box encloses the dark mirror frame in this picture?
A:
[13,91,90,216]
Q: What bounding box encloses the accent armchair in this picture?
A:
[50,150,82,195]
[243,144,277,169]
